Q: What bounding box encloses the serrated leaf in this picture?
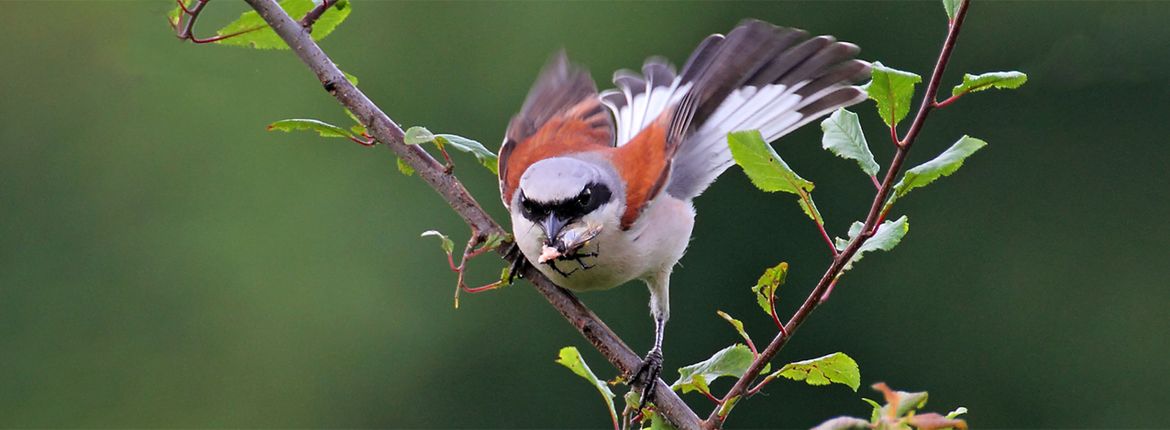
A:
[942,0,961,20]
[716,311,753,349]
[773,352,860,391]
[728,130,814,195]
[821,109,879,176]
[866,62,922,127]
[812,416,872,430]
[214,0,352,50]
[887,136,987,208]
[952,71,1027,96]
[420,230,453,255]
[834,216,909,272]
[396,158,415,176]
[670,344,755,395]
[945,407,968,419]
[435,134,499,174]
[555,347,618,428]
[404,126,435,145]
[751,262,788,317]
[267,118,356,139]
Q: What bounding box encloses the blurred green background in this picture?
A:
[3,1,1169,428]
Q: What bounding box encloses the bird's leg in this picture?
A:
[632,275,670,412]
[632,316,665,412]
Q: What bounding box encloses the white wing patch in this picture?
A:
[601,77,693,147]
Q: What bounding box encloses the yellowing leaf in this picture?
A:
[751,262,788,317]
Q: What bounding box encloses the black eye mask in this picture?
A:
[520,182,612,222]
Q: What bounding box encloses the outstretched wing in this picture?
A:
[498,53,615,209]
[599,20,870,201]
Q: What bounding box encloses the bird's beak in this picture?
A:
[540,214,569,248]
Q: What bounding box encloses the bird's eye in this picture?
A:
[576,188,592,208]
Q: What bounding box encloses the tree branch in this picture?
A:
[702,1,972,428]
[237,0,702,428]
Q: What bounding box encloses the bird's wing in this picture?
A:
[499,53,615,209]
[601,20,870,202]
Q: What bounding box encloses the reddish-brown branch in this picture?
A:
[233,1,703,428]
[300,0,334,30]
[174,0,263,44]
[702,1,972,428]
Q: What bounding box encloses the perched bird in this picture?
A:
[498,19,869,406]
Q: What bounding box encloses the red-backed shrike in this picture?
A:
[498,19,868,406]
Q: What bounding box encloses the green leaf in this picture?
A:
[214,0,352,50]
[728,130,814,194]
[887,136,987,208]
[952,71,1027,96]
[812,417,872,430]
[649,412,677,430]
[946,406,969,419]
[482,232,508,251]
[865,62,922,127]
[751,262,788,317]
[834,216,910,272]
[716,311,753,348]
[821,109,879,176]
[888,390,929,418]
[404,126,435,145]
[942,0,962,20]
[555,347,618,428]
[267,118,356,139]
[772,352,860,391]
[342,69,360,86]
[862,398,883,423]
[435,134,499,174]
[670,344,755,395]
[396,158,415,176]
[168,0,192,23]
[798,191,824,226]
[420,230,453,255]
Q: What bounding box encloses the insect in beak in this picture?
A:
[540,214,569,248]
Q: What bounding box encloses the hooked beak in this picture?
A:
[540,214,569,248]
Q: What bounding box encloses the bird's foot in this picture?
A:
[630,347,663,412]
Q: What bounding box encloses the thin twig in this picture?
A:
[300,0,334,30]
[236,1,703,428]
[702,1,972,428]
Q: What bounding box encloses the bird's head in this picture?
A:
[512,157,623,259]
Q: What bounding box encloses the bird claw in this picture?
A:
[631,348,663,412]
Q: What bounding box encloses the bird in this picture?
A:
[497,19,870,408]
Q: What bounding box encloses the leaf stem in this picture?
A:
[702,1,971,428]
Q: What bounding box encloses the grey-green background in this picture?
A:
[3,1,1168,428]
